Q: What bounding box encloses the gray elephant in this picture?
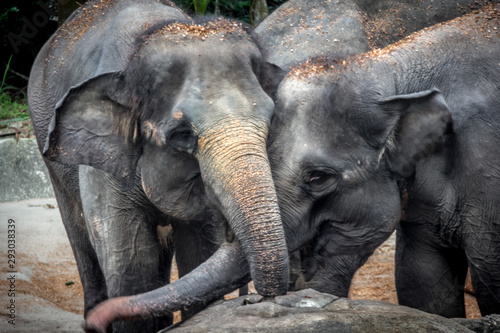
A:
[268,4,500,318]
[255,0,497,298]
[28,1,289,332]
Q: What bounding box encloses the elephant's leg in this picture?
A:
[467,260,500,316]
[80,166,172,332]
[464,227,500,315]
[172,217,223,319]
[45,161,108,315]
[395,223,468,318]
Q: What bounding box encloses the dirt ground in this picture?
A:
[0,199,480,333]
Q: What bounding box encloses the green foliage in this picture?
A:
[0,55,28,120]
[0,6,19,23]
[193,0,211,15]
[218,0,252,22]
[0,92,28,120]
[1,55,24,95]
[1,55,14,93]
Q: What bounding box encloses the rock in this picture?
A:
[162,289,474,333]
[274,288,338,308]
[453,315,500,333]
[0,138,54,202]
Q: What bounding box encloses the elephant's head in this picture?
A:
[268,57,451,258]
[44,18,288,297]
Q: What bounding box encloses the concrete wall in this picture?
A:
[0,138,54,202]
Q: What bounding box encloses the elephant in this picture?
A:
[254,0,498,298]
[267,4,500,318]
[28,0,289,332]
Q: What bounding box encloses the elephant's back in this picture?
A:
[253,0,370,69]
[28,0,187,151]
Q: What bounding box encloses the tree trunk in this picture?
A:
[251,0,269,26]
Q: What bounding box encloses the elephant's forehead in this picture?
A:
[288,57,336,80]
[138,24,259,67]
[278,77,328,112]
[292,122,367,159]
[146,19,250,43]
[276,79,374,161]
[279,78,348,130]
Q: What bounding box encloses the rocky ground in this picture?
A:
[0,119,34,141]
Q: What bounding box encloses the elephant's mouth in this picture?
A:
[141,170,207,222]
[309,219,392,257]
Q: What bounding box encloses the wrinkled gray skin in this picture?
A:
[28,1,289,332]
[268,5,500,318]
[254,0,492,68]
[254,0,496,299]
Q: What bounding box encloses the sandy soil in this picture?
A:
[0,199,84,333]
[0,199,480,333]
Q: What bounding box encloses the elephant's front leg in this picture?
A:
[80,166,173,332]
[463,218,500,316]
[467,256,500,316]
[45,162,108,316]
[395,222,468,318]
[172,216,224,320]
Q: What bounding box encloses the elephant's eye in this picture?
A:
[303,170,338,194]
[308,171,326,183]
[168,127,198,154]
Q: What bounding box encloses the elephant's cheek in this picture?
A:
[141,175,206,221]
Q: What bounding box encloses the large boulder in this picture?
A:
[163,289,477,333]
[0,138,53,202]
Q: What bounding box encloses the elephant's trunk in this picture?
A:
[196,117,289,296]
[84,242,251,332]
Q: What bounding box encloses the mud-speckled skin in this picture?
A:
[254,0,494,69]
[28,1,289,332]
[255,0,498,302]
[268,5,500,318]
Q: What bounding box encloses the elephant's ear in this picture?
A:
[379,88,452,178]
[258,61,286,99]
[43,72,141,189]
